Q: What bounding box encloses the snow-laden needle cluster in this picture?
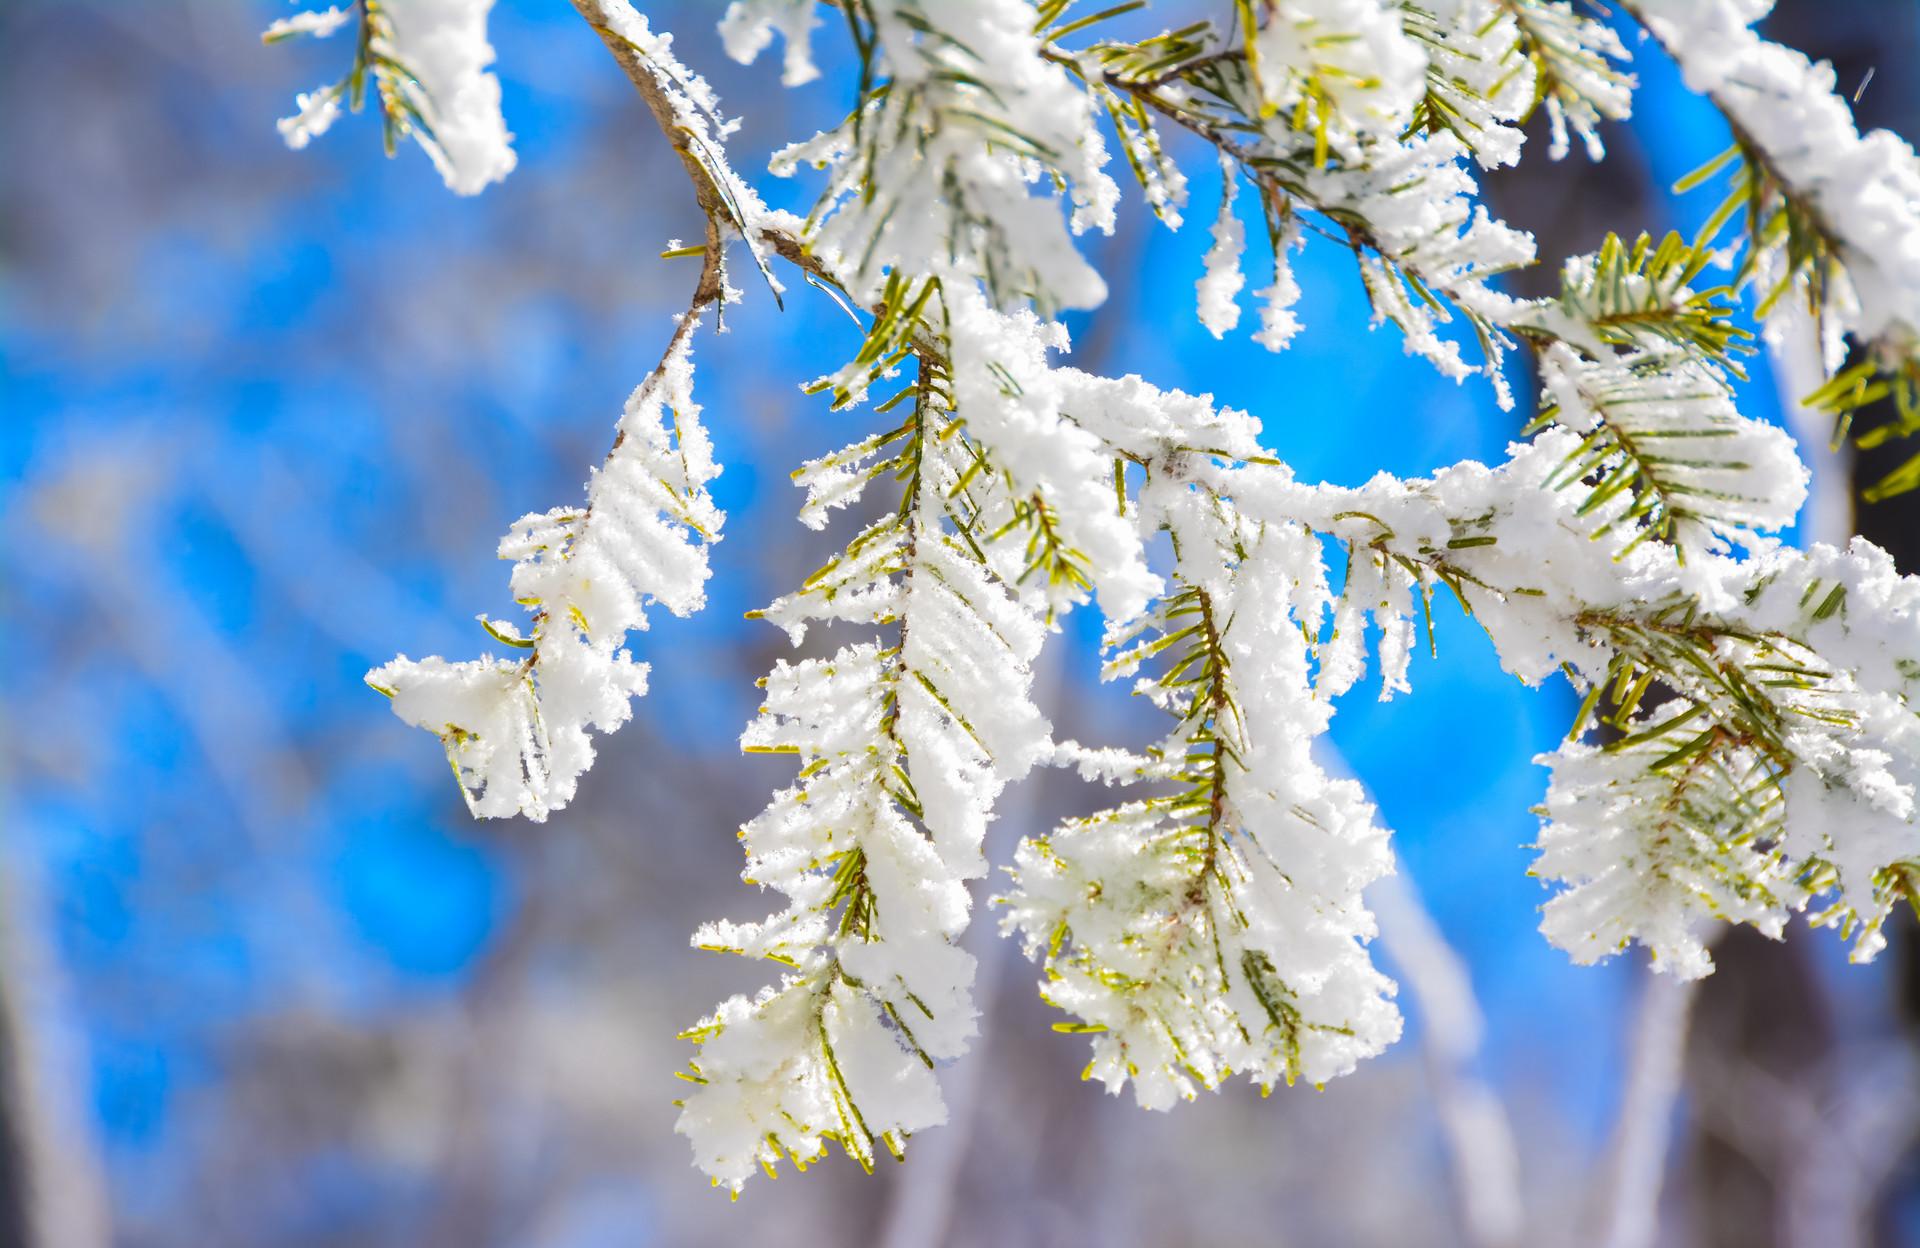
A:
[1622,0,1920,496]
[272,0,1920,1196]
[367,321,722,819]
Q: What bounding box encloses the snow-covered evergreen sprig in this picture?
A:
[1497,0,1635,161]
[264,0,516,194]
[366,316,723,820]
[764,0,1120,313]
[1624,0,1920,501]
[677,348,1055,1193]
[267,0,1920,1198]
[1003,490,1401,1107]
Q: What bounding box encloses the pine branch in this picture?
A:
[275,0,1920,1198]
[1622,0,1920,498]
[1528,341,1799,553]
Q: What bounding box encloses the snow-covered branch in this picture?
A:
[265,0,1920,1198]
[366,273,724,819]
[1623,0,1920,498]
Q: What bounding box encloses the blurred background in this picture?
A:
[4,1,1920,1243]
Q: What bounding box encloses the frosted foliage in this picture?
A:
[381,0,516,193]
[1004,503,1401,1105]
[577,0,788,313]
[368,329,721,820]
[769,0,1117,311]
[678,394,1051,1192]
[1253,215,1306,351]
[1197,164,1247,338]
[1520,0,1634,160]
[1405,1,1535,169]
[1195,428,1920,981]
[264,7,351,42]
[1630,0,1920,355]
[1535,706,1795,981]
[1538,342,1807,553]
[1236,78,1537,394]
[596,0,774,233]
[277,83,343,151]
[1248,0,1428,152]
[267,0,515,194]
[944,288,1163,621]
[283,0,1920,1198]
[1532,537,1920,975]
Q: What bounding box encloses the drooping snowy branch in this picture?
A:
[359,0,787,824]
[1062,13,1539,393]
[571,0,785,299]
[367,314,723,819]
[756,0,1120,313]
[1219,433,1920,978]
[676,346,1055,1193]
[1002,482,1402,1106]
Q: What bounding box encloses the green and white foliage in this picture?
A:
[678,395,1054,1188]
[275,0,1920,1196]
[1499,0,1634,160]
[1533,536,1920,978]
[769,0,1121,313]
[366,323,723,820]
[1511,231,1806,555]
[266,0,516,193]
[1622,0,1920,499]
[1004,466,1403,1109]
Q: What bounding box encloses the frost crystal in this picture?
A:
[719,0,820,86]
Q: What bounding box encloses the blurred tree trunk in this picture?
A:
[0,999,33,1248]
[0,862,111,1248]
